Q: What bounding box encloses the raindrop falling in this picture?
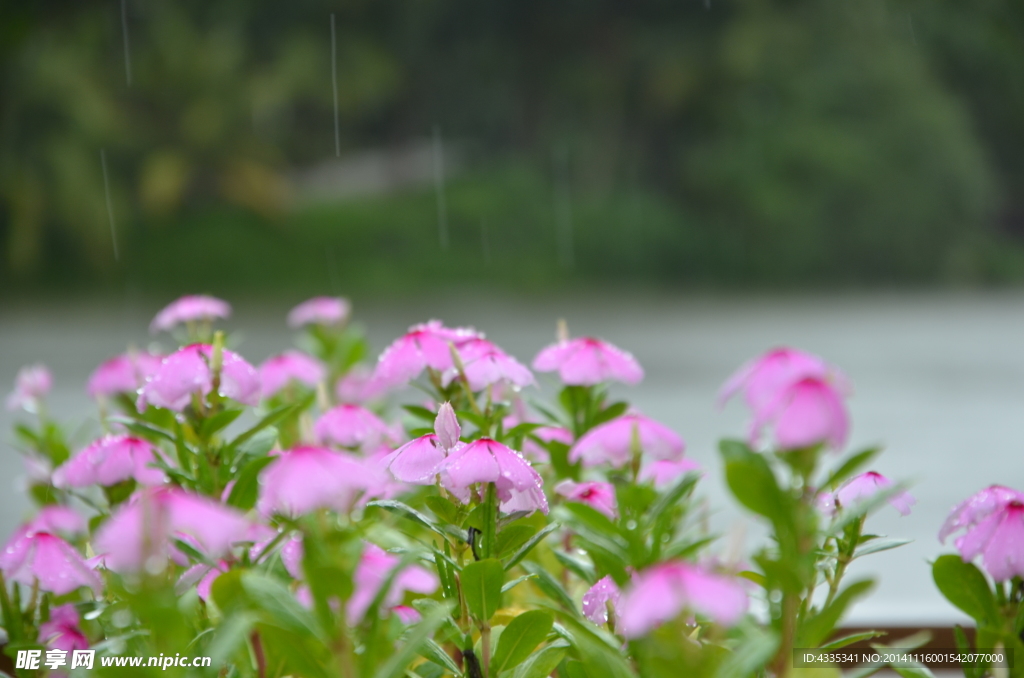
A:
[552,146,574,270]
[908,13,917,45]
[120,0,132,86]
[326,246,341,293]
[330,14,341,157]
[433,125,449,251]
[101,149,119,261]
[481,218,491,263]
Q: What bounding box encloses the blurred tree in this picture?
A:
[0,0,1016,289]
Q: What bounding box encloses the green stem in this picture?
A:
[481,623,492,678]
[825,519,862,608]
[481,483,497,560]
[0,571,21,642]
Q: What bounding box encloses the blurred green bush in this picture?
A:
[2,0,1022,294]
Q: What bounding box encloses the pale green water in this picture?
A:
[3,291,1023,625]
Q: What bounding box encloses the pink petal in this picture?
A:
[442,440,502,490]
[386,435,448,484]
[314,404,393,449]
[771,378,849,451]
[582,575,620,625]
[617,566,686,638]
[678,566,749,626]
[150,295,231,333]
[287,297,350,328]
[979,503,1024,581]
[259,351,325,398]
[27,507,86,536]
[4,533,101,596]
[257,447,377,517]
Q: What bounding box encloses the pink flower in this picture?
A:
[335,366,386,404]
[617,562,748,637]
[940,485,1024,543]
[150,295,231,333]
[434,402,461,451]
[385,434,449,484]
[719,347,846,414]
[819,471,915,516]
[440,438,549,514]
[6,364,52,412]
[248,533,304,579]
[373,320,481,388]
[87,352,163,398]
[750,377,849,451]
[393,605,421,624]
[361,446,410,501]
[570,413,685,468]
[533,337,643,386]
[137,344,260,411]
[260,350,325,398]
[280,535,304,579]
[582,576,620,625]
[39,605,89,652]
[25,506,87,536]
[288,296,351,328]
[521,426,574,463]
[638,459,702,489]
[93,488,253,572]
[314,404,395,450]
[954,499,1024,581]
[347,544,438,622]
[178,561,230,601]
[446,339,534,391]
[257,446,382,517]
[0,531,100,595]
[53,434,166,488]
[555,480,617,519]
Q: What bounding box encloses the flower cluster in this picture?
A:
[2,296,928,678]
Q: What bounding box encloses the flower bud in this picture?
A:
[434,402,460,451]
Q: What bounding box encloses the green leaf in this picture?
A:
[503,522,560,571]
[714,622,779,678]
[797,579,874,647]
[511,639,570,678]
[425,496,462,526]
[373,604,450,678]
[231,396,311,449]
[461,559,504,622]
[592,401,628,427]
[206,611,258,665]
[931,555,998,625]
[821,447,881,490]
[199,408,244,438]
[366,500,445,538]
[819,630,886,650]
[418,637,462,675]
[434,548,460,604]
[522,563,576,611]
[226,455,276,510]
[241,571,326,642]
[553,550,596,584]
[502,574,536,593]
[719,439,790,527]
[403,404,438,423]
[555,615,636,678]
[853,537,912,559]
[490,610,554,674]
[496,524,537,558]
[892,666,936,678]
[236,426,278,460]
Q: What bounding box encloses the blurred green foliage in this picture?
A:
[2,0,1023,294]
